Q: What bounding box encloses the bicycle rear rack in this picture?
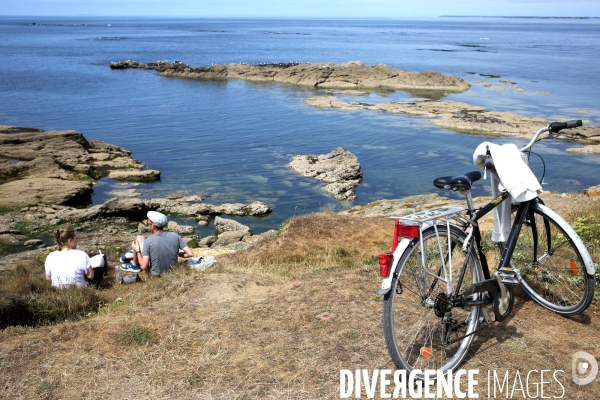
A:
[391,206,469,295]
[393,205,468,226]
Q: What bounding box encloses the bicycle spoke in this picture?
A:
[384,225,481,377]
[512,204,594,315]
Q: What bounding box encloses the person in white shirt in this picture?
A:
[45,226,94,288]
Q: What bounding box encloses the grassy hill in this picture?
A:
[1,193,599,399]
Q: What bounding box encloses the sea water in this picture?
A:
[1,17,599,234]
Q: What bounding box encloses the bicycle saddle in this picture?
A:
[433,170,482,191]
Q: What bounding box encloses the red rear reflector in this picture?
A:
[379,253,393,277]
[392,221,420,252]
[398,224,420,239]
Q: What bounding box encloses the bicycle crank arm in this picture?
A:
[461,279,512,322]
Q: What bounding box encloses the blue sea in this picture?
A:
[1,16,599,235]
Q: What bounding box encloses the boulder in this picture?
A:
[167,221,195,234]
[209,201,272,216]
[212,230,248,247]
[197,218,210,226]
[214,216,252,235]
[197,236,216,248]
[288,147,362,201]
[0,234,26,245]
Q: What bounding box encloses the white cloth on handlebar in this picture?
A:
[473,142,542,242]
[473,142,542,202]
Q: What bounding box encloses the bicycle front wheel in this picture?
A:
[512,202,595,316]
[383,225,482,378]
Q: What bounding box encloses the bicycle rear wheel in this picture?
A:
[382,225,482,378]
[512,202,595,316]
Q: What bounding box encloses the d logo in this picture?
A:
[572,351,598,385]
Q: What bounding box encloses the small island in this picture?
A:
[110,60,471,92]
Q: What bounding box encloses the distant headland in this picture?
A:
[440,16,598,19]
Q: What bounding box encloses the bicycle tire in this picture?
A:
[512,202,595,316]
[382,225,483,378]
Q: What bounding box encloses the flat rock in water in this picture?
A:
[107,169,161,182]
[0,177,93,207]
[288,147,362,201]
[111,60,471,92]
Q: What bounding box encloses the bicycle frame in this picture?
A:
[468,191,528,280]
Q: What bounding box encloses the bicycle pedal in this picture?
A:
[497,272,519,285]
[494,267,520,285]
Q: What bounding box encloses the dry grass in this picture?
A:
[218,212,394,277]
[0,200,599,399]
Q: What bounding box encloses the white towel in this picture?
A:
[473,142,542,242]
[473,142,542,202]
[186,256,217,270]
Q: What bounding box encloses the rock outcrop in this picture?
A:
[304,96,600,152]
[212,216,252,247]
[167,221,196,235]
[13,196,271,227]
[0,127,160,206]
[214,216,252,235]
[340,193,465,217]
[107,169,161,182]
[288,147,362,201]
[110,60,471,93]
[0,126,275,259]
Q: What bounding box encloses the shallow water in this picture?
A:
[1,17,599,235]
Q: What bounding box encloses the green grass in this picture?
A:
[121,326,155,344]
[0,206,19,215]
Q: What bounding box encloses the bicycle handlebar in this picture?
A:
[519,119,582,152]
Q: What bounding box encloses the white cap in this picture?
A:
[147,211,167,228]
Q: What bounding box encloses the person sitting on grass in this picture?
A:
[45,226,106,288]
[119,211,193,276]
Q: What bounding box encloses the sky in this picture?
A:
[1,0,599,18]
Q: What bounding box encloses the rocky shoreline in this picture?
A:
[110,60,471,92]
[0,126,160,207]
[0,126,277,273]
[3,58,600,271]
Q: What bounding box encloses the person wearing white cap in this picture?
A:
[123,210,194,276]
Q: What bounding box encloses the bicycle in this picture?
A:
[376,120,596,379]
